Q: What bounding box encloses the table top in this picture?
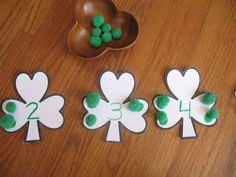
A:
[0,0,236,177]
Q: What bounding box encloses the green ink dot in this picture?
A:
[156,111,168,125]
[204,108,219,123]
[101,23,111,32]
[128,99,144,112]
[86,92,100,108]
[112,28,122,39]
[89,36,102,48]
[6,102,17,113]
[101,32,112,43]
[86,114,97,127]
[0,115,16,129]
[92,27,102,37]
[156,95,169,109]
[202,92,216,105]
[92,15,104,27]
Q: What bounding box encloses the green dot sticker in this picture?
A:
[156,111,168,125]
[86,114,97,127]
[156,95,169,109]
[128,99,144,112]
[0,114,16,129]
[92,15,104,27]
[6,101,17,113]
[202,92,216,105]
[204,108,219,123]
[86,92,101,108]
[112,28,123,39]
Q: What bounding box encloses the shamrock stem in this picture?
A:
[26,120,40,142]
[106,121,121,142]
[182,116,196,138]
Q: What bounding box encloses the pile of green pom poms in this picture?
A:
[89,15,123,48]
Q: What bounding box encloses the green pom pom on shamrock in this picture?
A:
[128,99,144,112]
[101,23,111,32]
[204,108,219,123]
[92,27,102,37]
[86,92,101,108]
[156,111,168,125]
[112,28,123,39]
[101,32,112,43]
[202,92,216,105]
[86,114,97,127]
[92,15,104,27]
[6,102,17,113]
[156,95,169,109]
[89,36,102,48]
[0,115,16,129]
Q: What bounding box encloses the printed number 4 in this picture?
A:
[26,102,39,120]
[179,100,191,118]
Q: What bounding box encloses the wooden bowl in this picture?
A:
[67,0,139,59]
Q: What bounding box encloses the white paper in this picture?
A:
[153,68,218,138]
[83,71,148,142]
[1,72,65,142]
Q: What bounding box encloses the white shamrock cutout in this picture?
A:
[1,72,65,142]
[83,71,148,142]
[153,68,219,138]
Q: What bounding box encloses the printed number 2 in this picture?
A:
[26,102,39,120]
[179,100,191,118]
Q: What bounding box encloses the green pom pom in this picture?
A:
[156,95,169,109]
[89,36,102,48]
[202,92,216,105]
[86,92,100,108]
[86,114,97,127]
[204,108,219,123]
[92,15,104,27]
[101,32,112,43]
[6,102,17,113]
[156,111,168,125]
[112,28,122,39]
[128,99,144,112]
[101,23,111,32]
[92,27,102,37]
[0,115,16,129]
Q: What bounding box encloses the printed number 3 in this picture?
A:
[26,102,39,120]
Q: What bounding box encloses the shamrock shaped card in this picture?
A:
[0,72,65,143]
[153,68,219,138]
[83,71,148,142]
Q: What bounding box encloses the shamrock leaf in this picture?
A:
[153,68,219,138]
[83,71,148,142]
[0,72,65,142]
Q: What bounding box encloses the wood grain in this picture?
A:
[0,0,236,177]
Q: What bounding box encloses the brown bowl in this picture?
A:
[67,0,139,59]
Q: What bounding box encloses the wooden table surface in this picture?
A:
[0,0,236,177]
